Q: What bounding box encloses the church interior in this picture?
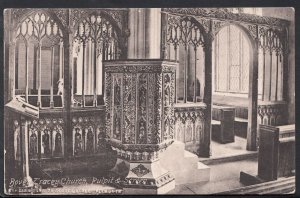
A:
[3,8,295,195]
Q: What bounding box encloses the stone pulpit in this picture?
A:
[104,59,177,194]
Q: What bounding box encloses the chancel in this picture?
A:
[3,8,295,195]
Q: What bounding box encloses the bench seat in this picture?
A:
[234,117,248,138]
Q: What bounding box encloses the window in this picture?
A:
[166,17,206,103]
[15,12,64,108]
[214,25,252,95]
[258,29,284,101]
[73,14,120,107]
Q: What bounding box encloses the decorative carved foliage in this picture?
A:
[29,117,64,131]
[112,146,161,162]
[123,73,136,144]
[15,12,63,45]
[258,27,283,53]
[12,9,31,21]
[105,64,176,73]
[131,164,150,177]
[257,103,286,126]
[51,9,68,28]
[73,14,119,45]
[174,106,205,146]
[166,15,206,48]
[112,74,122,141]
[137,73,148,144]
[72,114,106,154]
[20,116,66,159]
[162,8,289,28]
[212,20,227,36]
[105,72,112,138]
[105,61,177,154]
[162,73,175,141]
[71,9,127,33]
[154,73,163,144]
[147,73,156,144]
[248,24,257,40]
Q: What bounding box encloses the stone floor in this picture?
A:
[168,136,259,194]
[168,158,258,194]
[40,136,259,195]
[199,136,257,162]
[41,157,258,195]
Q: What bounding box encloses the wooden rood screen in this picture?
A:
[161,8,290,151]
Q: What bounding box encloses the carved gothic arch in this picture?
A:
[12,9,68,40]
[71,9,127,57]
[166,14,209,48]
[212,21,256,50]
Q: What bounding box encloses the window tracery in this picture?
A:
[14,12,64,108]
[73,14,121,107]
[166,16,207,103]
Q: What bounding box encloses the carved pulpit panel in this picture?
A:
[104,59,177,194]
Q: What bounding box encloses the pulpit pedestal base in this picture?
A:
[111,158,175,195]
[123,179,175,195]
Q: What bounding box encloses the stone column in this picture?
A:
[127,8,161,59]
[104,60,177,194]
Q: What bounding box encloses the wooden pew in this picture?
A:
[212,105,235,143]
[277,124,295,178]
[258,124,295,181]
[234,117,248,138]
[277,124,295,138]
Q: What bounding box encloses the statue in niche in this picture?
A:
[186,124,192,142]
[74,128,82,155]
[86,127,94,153]
[138,120,146,144]
[127,92,131,103]
[29,130,38,156]
[139,87,146,107]
[124,116,131,143]
[177,125,183,142]
[54,132,62,156]
[14,128,21,161]
[165,86,170,106]
[164,120,170,141]
[57,78,64,95]
[195,125,201,142]
[97,130,107,152]
[42,129,50,155]
[113,114,121,139]
[114,81,121,105]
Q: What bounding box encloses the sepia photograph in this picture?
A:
[3,7,295,195]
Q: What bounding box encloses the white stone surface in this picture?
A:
[160,140,211,185]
